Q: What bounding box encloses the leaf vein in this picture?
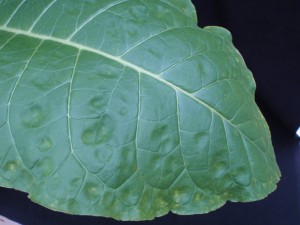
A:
[120,26,193,57]
[67,49,87,173]
[28,0,58,32]
[3,0,26,27]
[67,0,128,40]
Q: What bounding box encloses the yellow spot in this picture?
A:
[194,193,201,201]
[7,162,15,170]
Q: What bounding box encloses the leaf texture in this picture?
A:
[0,0,280,220]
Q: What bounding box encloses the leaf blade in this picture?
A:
[0,0,280,221]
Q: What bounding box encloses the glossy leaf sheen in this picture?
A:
[0,0,280,221]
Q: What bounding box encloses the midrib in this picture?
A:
[0,25,268,166]
[0,25,226,122]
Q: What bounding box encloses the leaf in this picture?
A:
[0,0,280,221]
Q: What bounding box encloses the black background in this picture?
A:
[195,0,300,133]
[1,1,300,224]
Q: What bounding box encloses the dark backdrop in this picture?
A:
[1,1,299,224]
[195,0,300,133]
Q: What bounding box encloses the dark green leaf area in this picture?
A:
[0,0,280,221]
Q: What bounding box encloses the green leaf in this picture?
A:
[0,0,280,221]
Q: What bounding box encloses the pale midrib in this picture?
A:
[0,26,235,132]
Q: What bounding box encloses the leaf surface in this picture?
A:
[0,0,280,220]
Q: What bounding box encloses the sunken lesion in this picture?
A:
[81,114,116,146]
